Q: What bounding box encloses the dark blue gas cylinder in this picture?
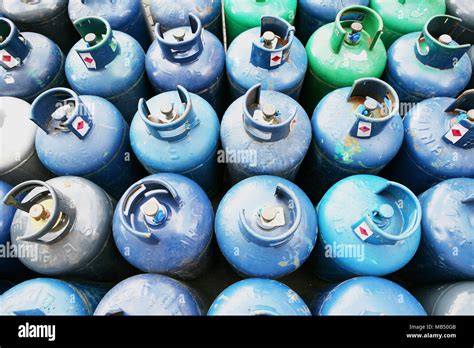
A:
[113,173,214,280]
[0,278,109,316]
[130,86,220,197]
[145,13,225,114]
[384,15,472,104]
[299,78,404,202]
[311,175,422,282]
[383,90,474,194]
[399,178,474,283]
[215,175,317,278]
[414,281,474,315]
[150,0,223,41]
[94,274,205,315]
[220,84,311,184]
[68,0,151,51]
[310,276,427,315]
[1,0,79,53]
[31,88,143,199]
[208,278,311,316]
[0,18,65,103]
[66,16,150,123]
[295,0,369,45]
[226,16,307,101]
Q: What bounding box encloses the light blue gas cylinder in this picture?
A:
[113,173,214,280]
[0,278,109,316]
[311,175,422,282]
[215,175,317,278]
[208,278,311,316]
[0,18,65,103]
[414,281,474,315]
[65,16,150,123]
[384,15,472,104]
[130,86,220,197]
[299,78,404,202]
[226,16,307,101]
[383,90,474,194]
[94,274,205,315]
[310,276,427,315]
[220,84,311,184]
[145,13,225,114]
[31,88,144,199]
[68,0,151,51]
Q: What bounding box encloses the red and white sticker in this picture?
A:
[445,123,468,144]
[357,121,372,137]
[79,52,97,69]
[353,221,373,241]
[0,49,20,68]
[72,116,90,137]
[270,51,283,67]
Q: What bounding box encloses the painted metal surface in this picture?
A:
[311,174,421,281]
[226,16,307,101]
[215,175,317,278]
[414,281,474,315]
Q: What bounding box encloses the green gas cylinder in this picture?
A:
[224,0,297,44]
[370,0,446,48]
[301,5,386,114]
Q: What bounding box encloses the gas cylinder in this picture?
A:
[130,86,220,197]
[384,15,472,104]
[146,13,225,114]
[0,278,109,315]
[224,0,297,45]
[0,97,53,186]
[208,278,311,315]
[1,0,79,53]
[310,276,427,315]
[68,0,151,51]
[94,274,205,315]
[65,16,150,123]
[150,0,223,41]
[299,78,404,202]
[226,16,307,101]
[31,88,143,199]
[301,5,386,114]
[215,175,317,278]
[0,18,65,103]
[221,84,311,184]
[383,90,474,194]
[398,179,474,283]
[370,0,446,48]
[113,173,214,280]
[414,282,474,315]
[3,177,134,281]
[295,0,369,45]
[311,175,422,282]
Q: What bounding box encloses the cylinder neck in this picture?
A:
[442,89,474,149]
[0,18,31,70]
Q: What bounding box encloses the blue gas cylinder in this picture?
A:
[215,175,317,278]
[0,18,65,103]
[0,278,109,316]
[66,16,150,123]
[226,16,307,101]
[208,278,311,315]
[296,0,369,45]
[31,88,143,199]
[299,78,404,202]
[94,274,205,315]
[145,13,225,114]
[310,276,427,315]
[150,0,223,41]
[221,84,311,184]
[68,0,151,51]
[384,90,474,194]
[130,86,220,197]
[384,15,472,104]
[414,281,474,315]
[311,175,422,282]
[399,178,474,283]
[113,173,214,280]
